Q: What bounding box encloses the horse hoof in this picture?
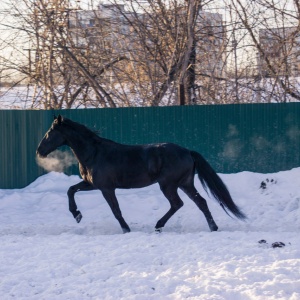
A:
[75,212,82,223]
[122,228,130,234]
[155,228,162,233]
[210,225,218,232]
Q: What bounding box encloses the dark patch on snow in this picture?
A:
[260,178,277,190]
[258,239,287,248]
[271,241,285,248]
[258,239,267,244]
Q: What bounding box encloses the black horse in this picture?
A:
[36,115,246,233]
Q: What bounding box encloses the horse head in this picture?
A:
[36,115,67,158]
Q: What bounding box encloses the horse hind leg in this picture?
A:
[181,184,218,232]
[155,184,184,232]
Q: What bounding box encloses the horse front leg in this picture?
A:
[101,189,131,233]
[67,181,95,223]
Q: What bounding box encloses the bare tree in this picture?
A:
[1,0,300,108]
[0,0,129,108]
[109,0,219,105]
[222,0,300,103]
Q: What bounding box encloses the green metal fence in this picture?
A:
[1,103,300,189]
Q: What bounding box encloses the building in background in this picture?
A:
[257,27,300,77]
[196,11,226,78]
[68,5,226,77]
[68,4,130,50]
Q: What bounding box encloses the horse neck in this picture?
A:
[62,127,99,166]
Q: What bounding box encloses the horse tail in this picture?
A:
[190,151,246,220]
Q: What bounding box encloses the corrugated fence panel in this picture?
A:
[1,103,300,189]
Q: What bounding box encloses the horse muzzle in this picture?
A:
[36,148,48,158]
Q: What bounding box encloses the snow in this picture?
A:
[2,77,300,110]
[1,168,300,299]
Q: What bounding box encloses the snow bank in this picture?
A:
[0,169,299,299]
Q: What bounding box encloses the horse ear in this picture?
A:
[57,114,62,125]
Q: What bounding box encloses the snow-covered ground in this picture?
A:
[0,168,300,299]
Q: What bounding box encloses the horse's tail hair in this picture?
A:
[191,151,246,220]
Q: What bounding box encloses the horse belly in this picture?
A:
[116,170,155,189]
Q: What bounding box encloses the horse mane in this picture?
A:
[62,117,114,144]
